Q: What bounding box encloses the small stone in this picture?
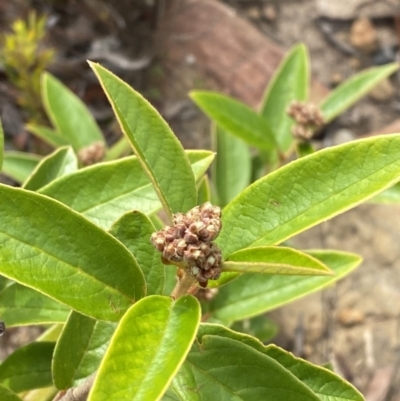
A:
[350,18,378,54]
[332,129,355,146]
[368,78,395,102]
[337,308,365,327]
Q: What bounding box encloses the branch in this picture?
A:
[171,268,197,299]
[53,373,96,401]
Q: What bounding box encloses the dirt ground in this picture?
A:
[1,0,400,399]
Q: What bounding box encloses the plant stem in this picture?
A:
[171,268,198,299]
[52,373,96,401]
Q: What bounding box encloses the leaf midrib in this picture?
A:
[248,154,400,249]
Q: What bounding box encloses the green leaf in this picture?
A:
[191,91,276,150]
[2,151,41,183]
[88,295,201,401]
[37,325,64,342]
[217,135,400,257]
[320,63,399,123]
[0,119,4,171]
[0,184,145,321]
[197,175,211,204]
[212,125,251,207]
[163,267,178,296]
[230,315,278,343]
[0,276,9,293]
[209,250,361,322]
[0,342,55,393]
[39,151,213,230]
[0,283,70,327]
[197,324,364,401]
[41,73,105,150]
[23,146,78,191]
[264,345,364,401]
[90,62,196,218]
[109,211,165,295]
[0,384,23,401]
[222,246,332,276]
[162,389,181,401]
[187,150,215,179]
[17,387,57,401]
[296,142,315,158]
[25,124,70,148]
[260,44,309,152]
[53,311,116,389]
[369,182,400,204]
[175,335,320,401]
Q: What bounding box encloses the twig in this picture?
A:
[53,373,96,401]
[171,268,198,299]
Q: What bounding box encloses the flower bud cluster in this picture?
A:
[287,101,325,141]
[150,202,223,286]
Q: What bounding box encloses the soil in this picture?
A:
[1,0,400,398]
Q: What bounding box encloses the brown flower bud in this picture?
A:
[184,231,198,243]
[175,239,187,256]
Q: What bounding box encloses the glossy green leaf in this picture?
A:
[2,151,41,183]
[0,384,23,401]
[197,175,211,204]
[53,311,116,389]
[212,125,251,207]
[218,135,400,257]
[264,345,364,401]
[260,44,309,152]
[174,335,319,401]
[0,184,145,321]
[197,324,364,401]
[39,151,213,230]
[369,182,400,204]
[41,73,104,150]
[0,119,4,171]
[25,124,70,148]
[0,283,70,327]
[191,91,276,150]
[88,295,201,401]
[222,246,332,275]
[0,342,55,393]
[90,62,196,218]
[110,211,165,295]
[320,63,399,123]
[209,250,361,322]
[23,146,78,191]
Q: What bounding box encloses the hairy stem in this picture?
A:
[52,373,96,401]
[171,268,198,299]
